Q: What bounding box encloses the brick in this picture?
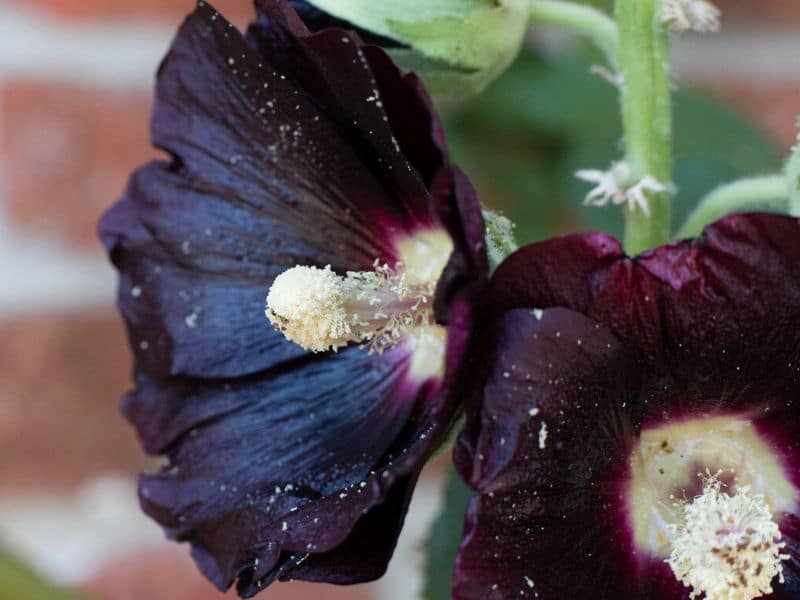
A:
[703,78,800,151]
[83,546,377,600]
[0,311,144,492]
[1,80,157,249]
[19,0,254,27]
[718,0,800,25]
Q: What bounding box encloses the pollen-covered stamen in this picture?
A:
[661,0,721,33]
[667,473,790,600]
[265,262,436,353]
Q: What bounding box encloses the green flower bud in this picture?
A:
[296,0,531,98]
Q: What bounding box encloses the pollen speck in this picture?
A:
[538,422,548,449]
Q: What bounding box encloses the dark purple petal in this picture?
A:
[249,0,449,187]
[593,213,800,393]
[489,232,623,315]
[457,213,800,598]
[361,46,449,187]
[101,2,487,594]
[246,0,437,221]
[100,0,469,379]
[127,344,427,590]
[453,307,668,599]
[432,166,488,323]
[101,165,306,377]
[125,268,478,595]
[251,474,418,592]
[489,213,800,421]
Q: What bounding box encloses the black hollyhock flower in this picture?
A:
[453,213,800,599]
[98,0,486,596]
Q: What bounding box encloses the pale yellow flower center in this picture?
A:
[265,229,453,381]
[667,475,789,600]
[628,416,796,599]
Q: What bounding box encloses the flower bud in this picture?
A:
[290,0,530,98]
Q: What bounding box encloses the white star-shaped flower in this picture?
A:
[576,162,668,217]
[661,0,721,33]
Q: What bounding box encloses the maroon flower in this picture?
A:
[454,213,800,599]
[98,0,486,596]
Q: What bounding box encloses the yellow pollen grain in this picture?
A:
[627,416,796,558]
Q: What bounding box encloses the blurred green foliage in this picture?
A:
[587,0,614,12]
[421,467,473,600]
[0,551,92,600]
[443,46,780,246]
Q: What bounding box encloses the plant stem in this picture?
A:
[615,0,672,254]
[676,175,789,238]
[528,1,620,66]
[785,138,800,216]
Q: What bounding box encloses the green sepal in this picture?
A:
[304,0,530,98]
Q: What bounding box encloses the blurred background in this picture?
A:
[0,0,797,598]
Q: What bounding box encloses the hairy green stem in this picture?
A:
[615,0,672,254]
[676,175,790,239]
[529,0,620,66]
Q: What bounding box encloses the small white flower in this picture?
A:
[576,162,631,209]
[576,162,668,217]
[627,176,670,216]
[661,0,721,33]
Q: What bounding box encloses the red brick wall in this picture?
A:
[0,1,797,599]
[22,0,253,25]
[2,81,156,249]
[720,0,800,24]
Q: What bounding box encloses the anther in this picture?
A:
[265,263,436,353]
[667,473,789,600]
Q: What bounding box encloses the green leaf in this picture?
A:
[0,550,93,600]
[422,465,474,600]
